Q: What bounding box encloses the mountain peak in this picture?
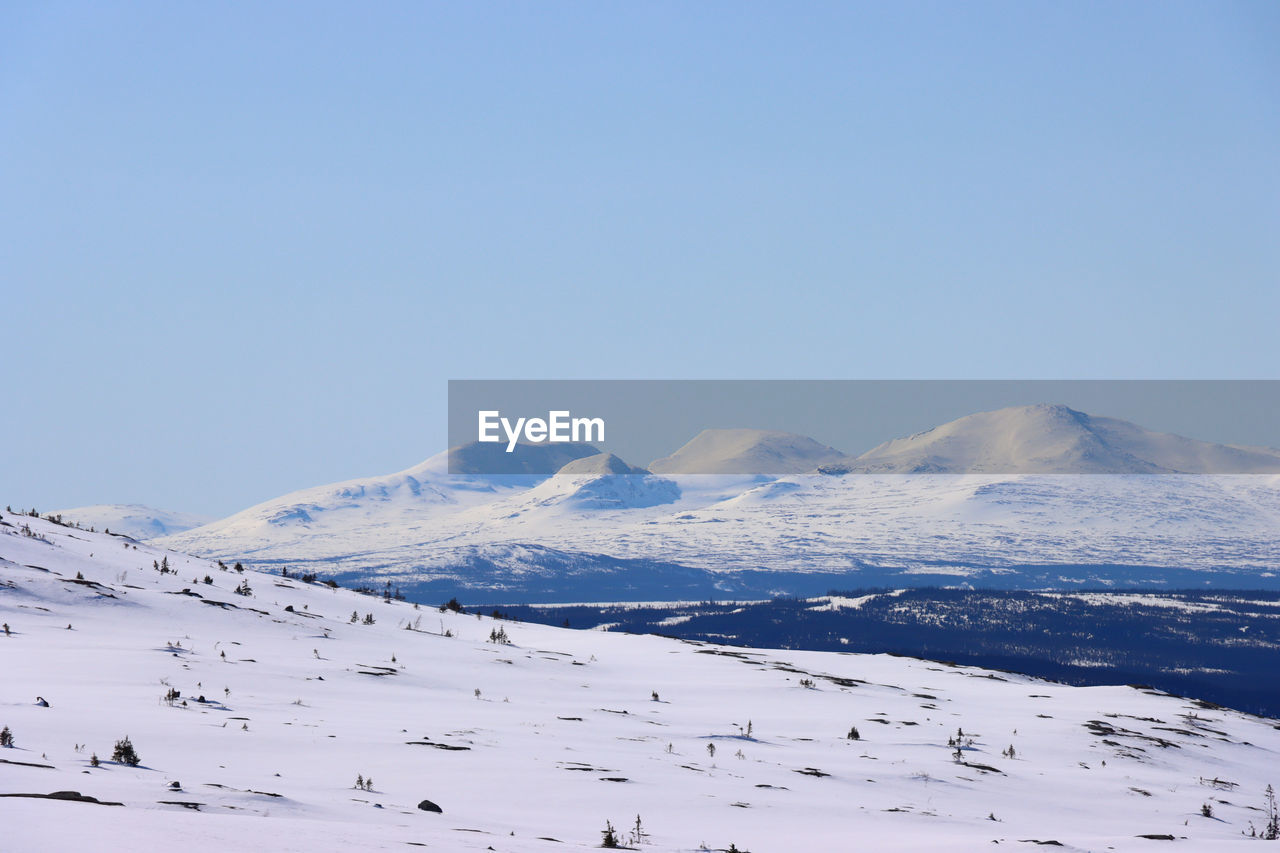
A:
[833,404,1280,475]
[444,440,601,477]
[556,452,650,476]
[52,503,214,540]
[649,428,848,475]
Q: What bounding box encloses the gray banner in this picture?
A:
[447,380,1280,475]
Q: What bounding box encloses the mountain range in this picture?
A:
[127,404,1280,602]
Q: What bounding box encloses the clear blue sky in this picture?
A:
[2,1,1277,516]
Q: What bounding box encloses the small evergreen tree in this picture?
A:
[112,735,140,766]
[628,814,648,846]
[90,752,99,767]
[600,819,620,848]
[0,725,13,747]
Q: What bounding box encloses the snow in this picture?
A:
[4,513,1280,851]
[807,591,906,612]
[1037,592,1227,614]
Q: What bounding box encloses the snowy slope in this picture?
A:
[515,462,681,511]
[5,513,1280,852]
[155,450,539,563]
[52,504,215,540]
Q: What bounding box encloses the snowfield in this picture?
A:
[156,469,1280,588]
[4,514,1280,851]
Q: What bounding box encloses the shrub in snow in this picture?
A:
[0,725,14,747]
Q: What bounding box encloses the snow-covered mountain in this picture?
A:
[832,404,1280,475]
[5,512,1280,851]
[51,504,215,540]
[649,428,849,475]
[528,454,681,511]
[153,406,1280,599]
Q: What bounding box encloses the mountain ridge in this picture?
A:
[832,403,1280,475]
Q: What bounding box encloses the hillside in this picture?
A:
[4,513,1280,851]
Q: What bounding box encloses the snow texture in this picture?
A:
[4,513,1279,851]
